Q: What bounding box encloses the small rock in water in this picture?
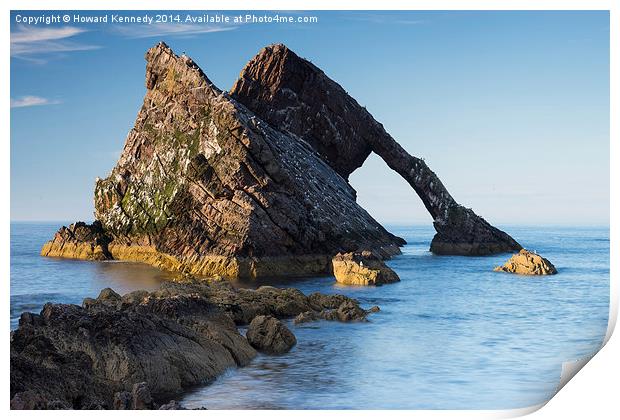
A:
[332,301,368,322]
[494,249,557,275]
[294,311,319,324]
[332,251,400,286]
[246,315,297,354]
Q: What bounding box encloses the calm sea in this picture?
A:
[10,222,609,409]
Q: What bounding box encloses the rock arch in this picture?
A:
[230,44,521,255]
[42,43,521,280]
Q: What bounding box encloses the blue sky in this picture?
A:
[10,10,609,225]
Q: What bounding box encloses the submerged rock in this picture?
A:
[332,251,400,286]
[231,43,521,256]
[41,42,403,279]
[294,301,377,324]
[246,315,296,355]
[10,280,376,409]
[324,301,369,322]
[494,249,557,275]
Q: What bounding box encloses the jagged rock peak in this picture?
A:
[144,41,217,93]
[232,43,372,179]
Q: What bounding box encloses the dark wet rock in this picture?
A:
[294,311,320,325]
[246,315,297,355]
[332,251,400,286]
[98,287,121,302]
[231,43,521,256]
[295,298,376,324]
[10,280,375,409]
[306,291,353,309]
[158,400,185,410]
[10,323,114,410]
[47,400,73,410]
[113,391,132,410]
[132,382,153,410]
[326,301,369,322]
[41,42,403,279]
[494,249,558,275]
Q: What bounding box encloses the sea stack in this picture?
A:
[41,42,403,278]
[41,42,520,279]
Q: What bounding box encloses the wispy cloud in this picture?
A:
[11,96,61,108]
[11,26,100,63]
[115,23,238,39]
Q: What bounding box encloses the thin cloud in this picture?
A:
[11,96,61,109]
[115,23,238,39]
[11,26,100,62]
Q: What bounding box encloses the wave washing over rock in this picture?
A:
[40,42,520,280]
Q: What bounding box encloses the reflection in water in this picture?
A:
[10,223,175,328]
[92,260,173,292]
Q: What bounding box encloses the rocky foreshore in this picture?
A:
[10,279,375,409]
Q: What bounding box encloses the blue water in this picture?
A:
[10,222,174,329]
[10,223,609,409]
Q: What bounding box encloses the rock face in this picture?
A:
[246,315,297,354]
[332,251,400,286]
[10,280,377,409]
[494,249,557,275]
[231,44,522,256]
[41,42,404,278]
[40,221,111,261]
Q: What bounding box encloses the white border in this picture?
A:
[3,1,617,418]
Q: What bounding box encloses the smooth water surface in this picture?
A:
[10,222,174,329]
[10,223,609,409]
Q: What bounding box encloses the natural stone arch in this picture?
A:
[230,44,521,255]
[42,43,521,281]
